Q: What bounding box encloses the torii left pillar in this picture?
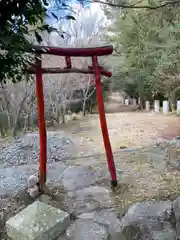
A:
[36,54,47,191]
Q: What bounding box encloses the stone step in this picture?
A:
[66,209,122,240]
[67,219,108,240]
[6,201,70,240]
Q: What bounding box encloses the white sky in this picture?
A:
[48,2,106,46]
[72,2,104,16]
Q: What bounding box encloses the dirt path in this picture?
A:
[57,112,180,155]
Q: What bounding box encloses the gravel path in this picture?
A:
[0,131,78,197]
[0,131,76,168]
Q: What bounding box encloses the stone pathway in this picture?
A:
[2,140,180,239]
[5,181,180,240]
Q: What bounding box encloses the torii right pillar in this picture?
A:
[92,55,117,187]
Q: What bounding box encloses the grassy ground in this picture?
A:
[68,146,180,214]
[111,149,180,212]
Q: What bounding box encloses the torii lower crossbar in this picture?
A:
[33,45,117,191]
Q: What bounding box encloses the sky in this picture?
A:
[45,1,106,46]
[46,1,104,25]
[72,1,103,15]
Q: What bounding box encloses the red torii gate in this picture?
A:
[27,45,117,191]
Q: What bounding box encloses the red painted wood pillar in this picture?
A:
[92,55,117,187]
[35,54,47,191]
[65,56,72,68]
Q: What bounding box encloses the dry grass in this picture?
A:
[64,146,180,214]
[109,150,180,213]
[51,112,180,211]
[69,150,179,211]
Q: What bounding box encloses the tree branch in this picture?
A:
[91,0,180,9]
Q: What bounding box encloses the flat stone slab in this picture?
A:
[6,201,70,240]
[61,166,103,191]
[66,186,112,215]
[78,209,121,234]
[66,219,108,240]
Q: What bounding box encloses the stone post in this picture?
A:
[154,100,160,112]
[132,99,137,105]
[138,97,141,105]
[177,100,180,114]
[162,100,169,115]
[125,99,129,106]
[145,101,150,111]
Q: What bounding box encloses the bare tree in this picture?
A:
[0,5,111,138]
[0,75,36,137]
[68,7,106,115]
[46,6,105,116]
[41,53,81,124]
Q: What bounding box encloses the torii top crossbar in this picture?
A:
[30,45,113,56]
[27,45,117,192]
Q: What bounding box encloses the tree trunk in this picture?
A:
[138,96,144,109]
[12,97,26,138]
[82,97,87,116]
[23,115,29,134]
[56,109,60,123]
[1,82,12,128]
[0,126,5,137]
[168,91,175,112]
[61,106,65,124]
[82,86,95,116]
[12,111,20,138]
[169,99,175,112]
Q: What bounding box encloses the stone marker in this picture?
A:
[125,99,129,106]
[6,201,70,240]
[177,100,180,114]
[138,97,141,105]
[145,101,150,111]
[132,99,137,105]
[154,100,160,112]
[163,100,169,115]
